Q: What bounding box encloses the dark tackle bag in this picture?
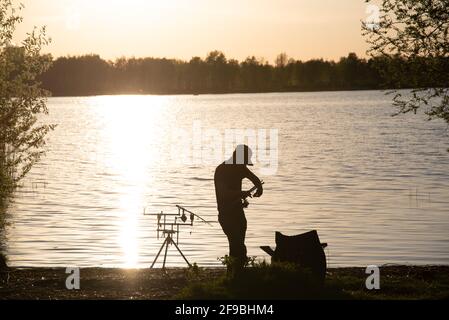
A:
[261,230,327,283]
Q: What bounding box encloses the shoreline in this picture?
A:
[1,265,448,300]
[46,87,409,98]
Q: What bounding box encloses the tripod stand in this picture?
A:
[144,205,213,269]
[150,230,191,269]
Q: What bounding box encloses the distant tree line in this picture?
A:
[38,51,448,96]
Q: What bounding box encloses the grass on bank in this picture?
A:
[177,261,348,300]
[176,262,449,300]
[0,264,448,299]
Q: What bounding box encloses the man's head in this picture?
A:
[230,144,254,166]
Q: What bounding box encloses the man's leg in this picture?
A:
[220,213,247,272]
[233,214,247,271]
[219,213,245,273]
[219,214,235,257]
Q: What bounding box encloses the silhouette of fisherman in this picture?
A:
[214,145,263,274]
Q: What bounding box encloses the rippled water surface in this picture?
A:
[4,91,449,267]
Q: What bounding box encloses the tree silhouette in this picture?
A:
[363,0,449,129]
[35,50,444,97]
[1,0,54,198]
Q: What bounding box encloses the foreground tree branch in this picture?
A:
[362,0,449,136]
[0,0,55,200]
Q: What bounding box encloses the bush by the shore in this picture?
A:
[177,261,348,300]
[177,263,449,300]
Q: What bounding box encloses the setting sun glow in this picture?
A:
[14,0,369,62]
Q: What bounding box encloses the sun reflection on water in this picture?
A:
[94,95,169,267]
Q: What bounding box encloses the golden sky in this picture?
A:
[13,0,371,62]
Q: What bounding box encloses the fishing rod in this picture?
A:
[175,205,214,227]
[240,180,264,208]
[247,180,264,196]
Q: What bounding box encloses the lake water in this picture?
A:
[3,91,449,268]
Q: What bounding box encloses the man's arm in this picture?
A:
[215,179,251,200]
[244,167,263,197]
